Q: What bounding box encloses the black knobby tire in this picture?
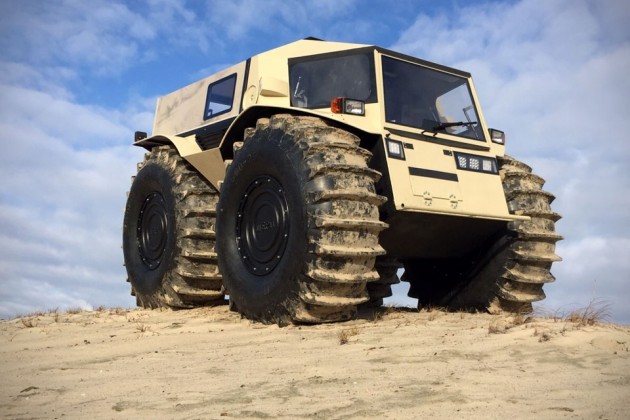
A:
[216,115,388,324]
[402,155,562,313]
[123,146,224,308]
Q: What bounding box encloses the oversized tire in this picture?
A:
[123,145,224,308]
[402,155,562,313]
[216,115,387,324]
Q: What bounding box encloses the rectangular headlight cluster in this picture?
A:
[454,152,498,174]
[386,139,405,160]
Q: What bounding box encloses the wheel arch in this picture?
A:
[220,106,383,159]
[134,134,202,156]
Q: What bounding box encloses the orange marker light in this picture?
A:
[331,97,343,114]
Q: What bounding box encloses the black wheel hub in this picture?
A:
[137,192,168,270]
[236,176,290,276]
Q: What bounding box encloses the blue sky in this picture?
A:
[1,0,629,323]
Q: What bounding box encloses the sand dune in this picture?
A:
[1,306,629,419]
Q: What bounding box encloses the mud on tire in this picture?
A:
[216,115,387,323]
[123,145,224,308]
[448,155,562,312]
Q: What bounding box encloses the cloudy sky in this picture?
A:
[1,0,628,323]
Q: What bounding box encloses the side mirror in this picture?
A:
[488,128,505,145]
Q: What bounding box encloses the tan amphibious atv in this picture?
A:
[123,38,562,323]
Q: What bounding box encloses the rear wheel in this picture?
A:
[216,115,387,323]
[123,146,224,308]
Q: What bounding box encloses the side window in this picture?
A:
[203,74,237,120]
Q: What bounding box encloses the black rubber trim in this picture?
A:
[408,167,459,182]
[286,45,470,79]
[240,58,251,113]
[385,127,489,151]
[376,47,471,78]
[178,116,235,139]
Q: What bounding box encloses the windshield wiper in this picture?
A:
[433,121,478,131]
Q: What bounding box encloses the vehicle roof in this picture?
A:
[254,38,471,78]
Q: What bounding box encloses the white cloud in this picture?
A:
[0,0,217,77]
[0,61,77,100]
[0,277,95,317]
[1,1,151,76]
[204,0,357,41]
[0,65,147,318]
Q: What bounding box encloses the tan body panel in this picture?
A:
[383,133,521,221]
[143,39,523,222]
[152,62,247,136]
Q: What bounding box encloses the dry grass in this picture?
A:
[371,306,397,322]
[20,318,37,328]
[18,308,60,327]
[338,327,360,345]
[65,307,83,315]
[562,299,610,326]
[489,299,613,341]
[536,298,611,326]
[420,305,447,321]
[533,328,552,342]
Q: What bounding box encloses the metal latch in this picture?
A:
[449,194,459,209]
[423,191,432,206]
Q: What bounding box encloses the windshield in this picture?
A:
[289,52,376,109]
[382,56,484,141]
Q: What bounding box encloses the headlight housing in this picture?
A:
[331,97,365,116]
[454,152,498,174]
[488,128,505,145]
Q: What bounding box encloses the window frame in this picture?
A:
[381,55,486,142]
[203,73,238,121]
[288,47,378,110]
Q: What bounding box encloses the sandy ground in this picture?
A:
[1,306,629,419]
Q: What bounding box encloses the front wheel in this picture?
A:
[216,115,388,324]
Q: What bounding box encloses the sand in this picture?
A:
[1,306,629,419]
